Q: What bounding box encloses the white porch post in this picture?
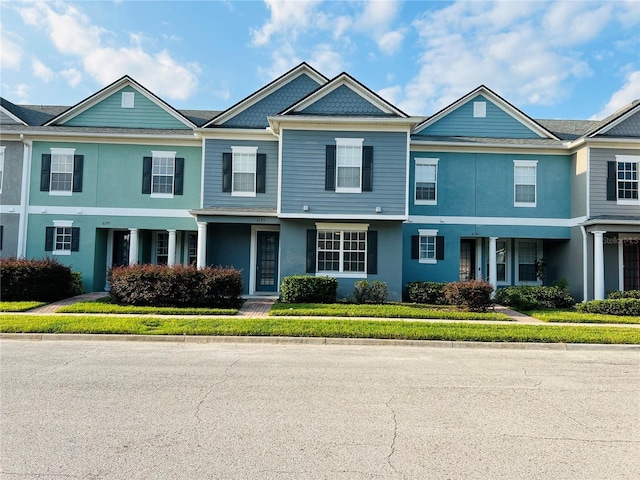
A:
[167,229,177,266]
[197,222,207,269]
[489,237,498,297]
[128,228,138,265]
[592,231,606,300]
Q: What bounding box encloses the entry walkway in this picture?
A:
[238,296,279,316]
[28,292,109,314]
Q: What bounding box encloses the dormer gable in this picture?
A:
[281,72,409,118]
[413,86,559,140]
[44,76,196,129]
[587,100,640,138]
[204,62,328,129]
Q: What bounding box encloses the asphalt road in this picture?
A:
[1,339,639,479]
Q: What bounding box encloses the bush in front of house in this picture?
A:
[608,290,640,299]
[495,285,576,311]
[0,257,84,302]
[353,280,388,304]
[406,281,447,305]
[576,298,640,316]
[443,280,494,312]
[279,275,337,304]
[108,264,243,308]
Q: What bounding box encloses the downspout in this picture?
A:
[580,225,588,302]
[17,134,32,257]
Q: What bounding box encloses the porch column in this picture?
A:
[197,222,207,269]
[593,231,606,300]
[128,228,138,265]
[167,229,177,266]
[488,237,498,297]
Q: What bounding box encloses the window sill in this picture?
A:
[49,191,72,196]
[514,202,536,208]
[415,200,437,206]
[335,188,362,194]
[52,250,71,256]
[316,271,367,279]
[150,193,174,199]
[617,199,640,206]
[232,191,257,197]
[418,258,437,264]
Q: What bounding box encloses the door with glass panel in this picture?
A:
[256,231,279,292]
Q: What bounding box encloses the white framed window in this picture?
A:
[514,160,537,207]
[121,92,135,108]
[155,232,169,265]
[415,158,438,205]
[473,101,486,118]
[151,151,176,198]
[50,148,75,196]
[232,146,257,197]
[486,239,510,285]
[52,220,73,256]
[616,155,639,205]
[418,229,438,264]
[515,240,542,285]
[316,223,368,277]
[336,138,363,193]
[0,145,5,194]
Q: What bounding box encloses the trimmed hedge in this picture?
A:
[0,257,84,301]
[495,285,576,311]
[406,281,447,305]
[280,276,337,304]
[577,298,640,317]
[353,280,388,304]
[108,264,243,308]
[608,290,640,299]
[444,280,494,312]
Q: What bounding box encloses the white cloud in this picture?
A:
[32,59,54,82]
[376,30,405,56]
[309,44,344,78]
[591,70,640,120]
[6,83,30,103]
[16,1,199,100]
[0,33,22,69]
[251,0,322,46]
[61,68,82,88]
[377,85,402,105]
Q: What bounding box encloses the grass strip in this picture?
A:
[2,314,639,344]
[0,301,47,312]
[270,303,510,321]
[58,298,237,316]
[530,310,640,324]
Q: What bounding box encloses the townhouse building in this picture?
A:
[1,63,638,301]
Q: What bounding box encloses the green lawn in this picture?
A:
[2,314,639,344]
[270,302,510,321]
[0,301,47,312]
[57,297,238,316]
[529,310,640,324]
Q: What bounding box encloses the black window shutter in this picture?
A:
[367,230,377,274]
[411,235,419,259]
[40,154,52,191]
[436,236,445,260]
[306,229,316,273]
[142,157,152,194]
[222,153,232,192]
[607,161,617,201]
[71,227,80,252]
[174,158,184,195]
[256,153,266,193]
[72,155,83,192]
[362,146,373,192]
[0,225,4,250]
[45,227,54,251]
[325,145,336,191]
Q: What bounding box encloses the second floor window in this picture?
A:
[617,159,638,201]
[40,148,83,196]
[336,138,363,193]
[415,158,438,204]
[232,146,257,196]
[142,152,184,198]
[514,160,537,207]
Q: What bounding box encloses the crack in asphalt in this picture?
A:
[385,396,406,479]
[194,359,240,423]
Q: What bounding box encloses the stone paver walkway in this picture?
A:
[238,296,278,317]
[28,292,108,314]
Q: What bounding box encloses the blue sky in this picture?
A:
[1,0,639,120]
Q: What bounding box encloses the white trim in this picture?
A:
[473,101,486,118]
[197,129,278,141]
[410,140,568,155]
[0,106,27,125]
[514,239,542,286]
[407,215,586,228]
[150,150,177,198]
[53,220,73,227]
[317,272,367,279]
[231,146,258,197]
[280,213,407,220]
[268,116,418,134]
[0,145,5,194]
[586,147,591,219]
[150,193,174,199]
[249,225,281,295]
[0,204,20,214]
[588,103,640,137]
[51,221,74,256]
[486,238,511,286]
[417,229,438,264]
[513,160,537,208]
[121,91,135,108]
[618,234,624,292]
[28,206,194,218]
[20,131,200,144]
[18,140,32,257]
[615,155,640,205]
[414,157,438,205]
[316,222,369,231]
[277,131,283,215]
[200,137,206,208]
[418,229,438,236]
[405,131,410,218]
[335,137,364,193]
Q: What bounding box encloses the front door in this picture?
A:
[256,231,279,292]
[460,239,476,281]
[112,230,129,267]
[623,240,640,291]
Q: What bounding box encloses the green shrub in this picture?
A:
[406,281,447,305]
[495,285,575,310]
[608,290,640,299]
[0,257,79,302]
[444,280,494,312]
[108,264,243,308]
[280,275,337,304]
[353,280,388,304]
[577,299,640,316]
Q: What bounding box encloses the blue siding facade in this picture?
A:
[280,129,407,216]
[416,95,543,138]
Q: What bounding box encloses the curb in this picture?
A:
[1,333,639,351]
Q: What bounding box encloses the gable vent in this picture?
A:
[121,92,135,108]
[473,101,486,118]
